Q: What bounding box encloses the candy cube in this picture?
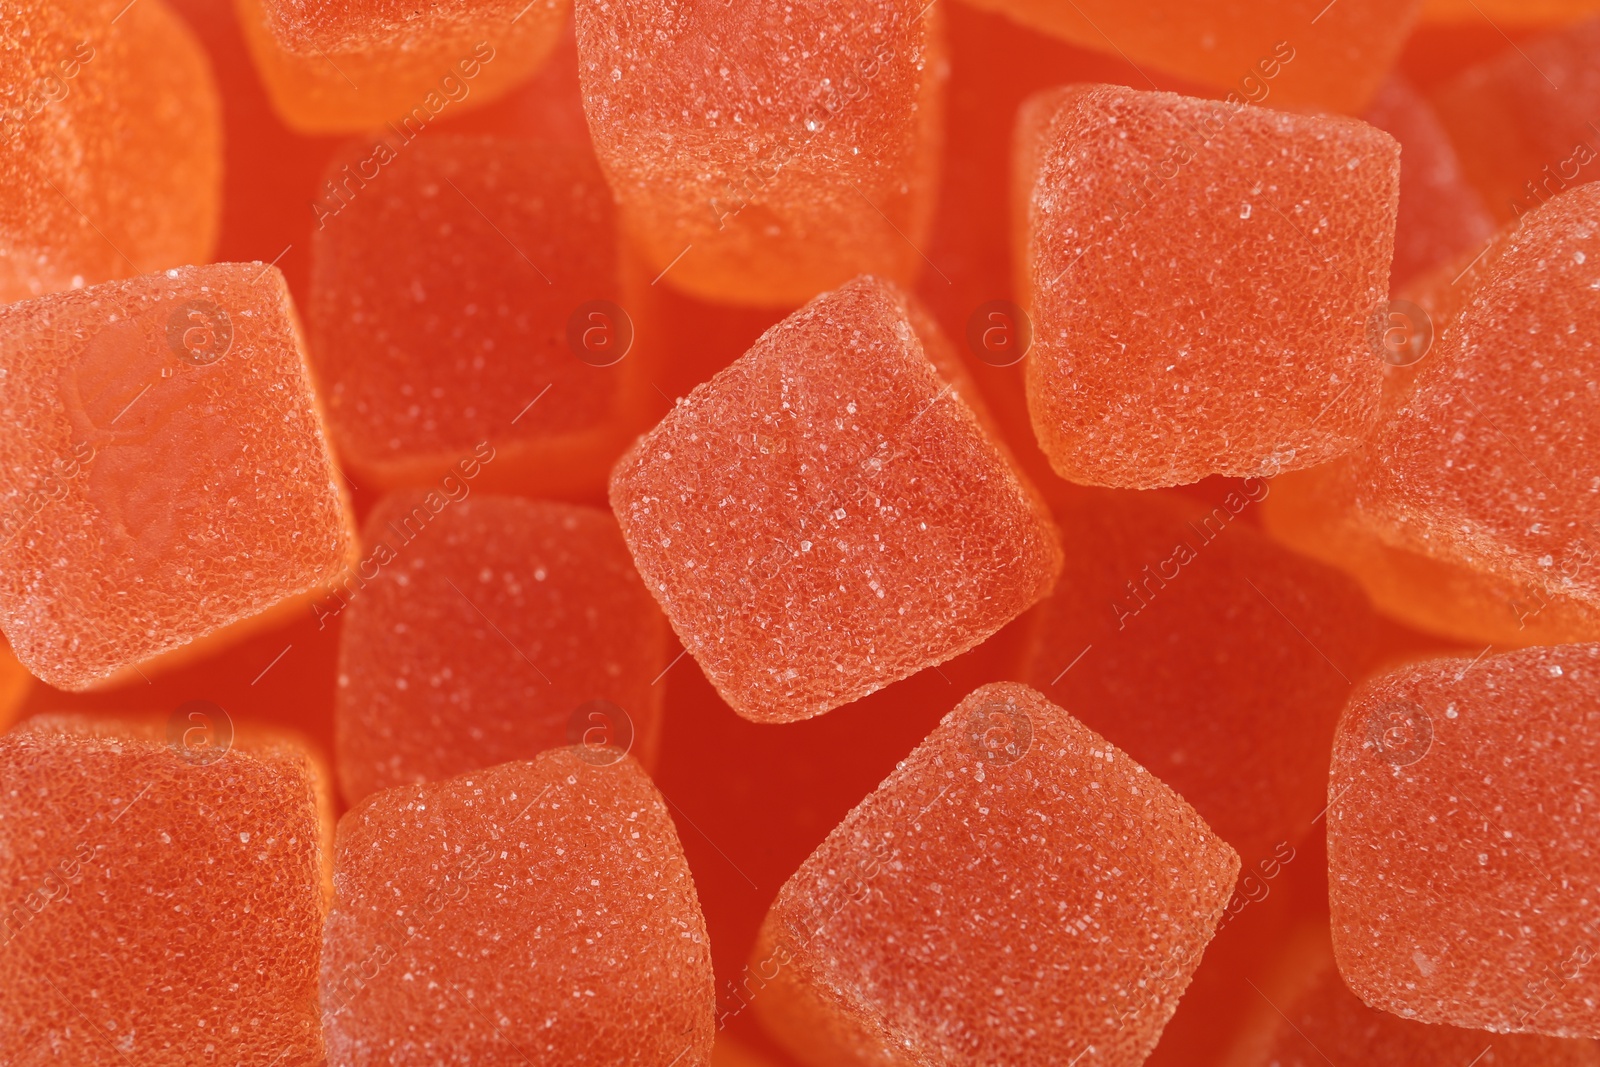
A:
[322,751,714,1066]
[573,0,945,306]
[1022,489,1377,866]
[751,683,1239,1066]
[956,0,1418,113]
[0,0,220,302]
[1328,644,1600,1035]
[609,275,1062,723]
[234,0,565,133]
[0,714,333,1067]
[335,492,668,805]
[1015,85,1398,488]
[0,263,357,690]
[308,135,649,497]
[1350,183,1600,619]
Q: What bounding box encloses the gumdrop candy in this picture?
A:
[1226,924,1600,1066]
[334,492,668,805]
[1015,85,1399,488]
[573,0,945,306]
[749,683,1239,1066]
[0,713,333,1067]
[1362,75,1496,288]
[0,0,221,303]
[1348,183,1600,625]
[308,134,650,498]
[321,750,714,1066]
[0,263,357,690]
[234,0,565,133]
[1021,489,1377,867]
[609,275,1061,723]
[1328,644,1600,1036]
[1432,17,1600,224]
[955,0,1417,113]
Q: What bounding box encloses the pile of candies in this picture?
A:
[4,0,1600,1063]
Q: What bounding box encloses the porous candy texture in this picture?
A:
[574,0,944,306]
[1021,490,1376,865]
[1016,85,1397,489]
[608,275,1062,723]
[0,715,332,1067]
[1432,18,1600,224]
[336,493,668,805]
[1328,644,1600,1036]
[956,0,1418,113]
[1226,927,1600,1066]
[1352,183,1600,618]
[0,263,357,690]
[309,135,642,496]
[321,751,714,1066]
[751,683,1240,1066]
[0,0,220,302]
[235,0,565,133]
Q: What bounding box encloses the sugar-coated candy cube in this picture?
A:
[322,751,714,1066]
[0,0,220,302]
[574,0,945,306]
[1432,18,1600,224]
[0,714,333,1067]
[0,263,357,690]
[309,135,649,497]
[609,276,1061,723]
[1329,644,1600,1036]
[335,492,668,805]
[1226,925,1600,1066]
[1015,85,1398,488]
[1022,490,1377,865]
[957,0,1417,113]
[1350,183,1600,619]
[234,0,565,133]
[750,683,1239,1066]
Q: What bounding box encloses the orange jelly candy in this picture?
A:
[321,751,714,1066]
[609,276,1061,723]
[308,135,648,497]
[234,0,566,133]
[573,0,945,306]
[1329,644,1600,1036]
[0,0,221,302]
[0,714,333,1067]
[750,683,1239,1066]
[1015,85,1399,488]
[1021,489,1377,866]
[956,0,1418,113]
[335,492,668,805]
[0,263,357,690]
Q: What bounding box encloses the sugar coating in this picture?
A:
[0,715,332,1067]
[0,263,357,690]
[1016,85,1397,488]
[336,493,668,805]
[609,276,1062,723]
[1432,18,1600,224]
[1362,75,1496,288]
[574,0,944,306]
[751,683,1239,1066]
[956,0,1418,113]
[322,751,714,1066]
[1328,644,1600,1036]
[0,0,220,302]
[1352,183,1600,616]
[309,135,643,496]
[1226,926,1600,1066]
[235,0,565,133]
[1022,490,1376,864]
